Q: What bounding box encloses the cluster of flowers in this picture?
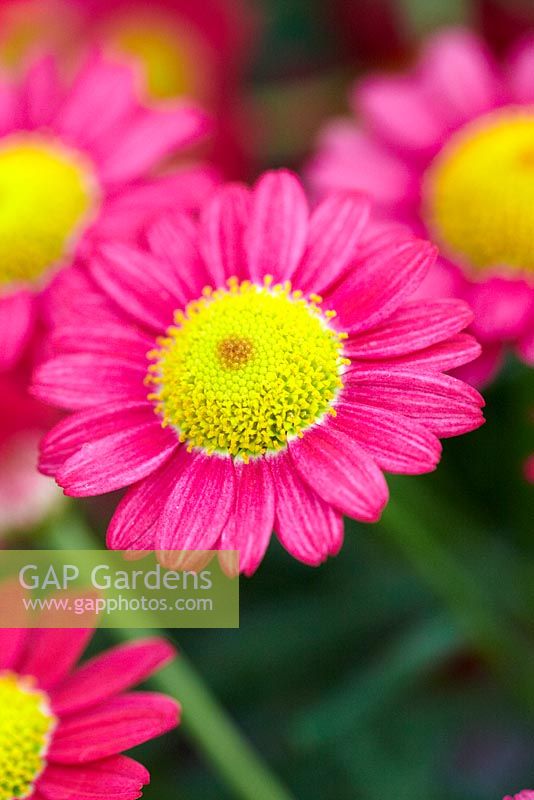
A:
[0,0,532,795]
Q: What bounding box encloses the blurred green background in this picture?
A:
[68,1,533,797]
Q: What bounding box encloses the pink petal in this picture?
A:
[55,52,136,150]
[245,170,309,282]
[328,238,437,334]
[199,183,251,286]
[0,290,36,370]
[294,193,370,293]
[19,629,94,690]
[289,421,389,521]
[369,333,482,372]
[269,451,343,566]
[0,578,29,668]
[49,693,179,764]
[107,453,192,551]
[508,39,534,103]
[420,28,500,127]
[0,629,27,671]
[0,77,16,134]
[88,243,187,333]
[43,265,117,330]
[157,452,236,551]
[38,756,149,800]
[453,342,504,388]
[345,367,485,437]
[345,299,474,359]
[468,277,534,343]
[49,323,153,360]
[357,220,414,262]
[219,459,275,576]
[98,166,219,240]
[307,122,416,211]
[146,212,211,299]
[51,638,175,716]
[356,75,445,155]
[32,354,146,410]
[57,417,178,497]
[40,402,152,477]
[21,55,62,128]
[334,401,442,474]
[99,105,210,185]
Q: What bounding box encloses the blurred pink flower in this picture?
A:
[504,792,534,799]
[524,454,534,483]
[0,616,178,800]
[308,28,534,386]
[0,49,214,372]
[34,171,484,573]
[0,0,257,179]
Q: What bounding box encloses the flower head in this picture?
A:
[0,616,178,800]
[0,0,255,178]
[504,792,534,800]
[0,50,213,372]
[34,171,484,573]
[308,28,534,384]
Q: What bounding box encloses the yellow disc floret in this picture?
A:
[0,672,56,800]
[0,133,97,288]
[107,14,207,100]
[148,277,348,460]
[423,109,534,275]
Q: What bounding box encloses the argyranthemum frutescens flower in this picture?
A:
[308,28,534,385]
[0,49,212,372]
[33,171,485,574]
[0,621,178,800]
[505,792,534,799]
[0,0,256,179]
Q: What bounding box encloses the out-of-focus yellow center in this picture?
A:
[147,277,348,461]
[0,134,97,288]
[109,16,207,100]
[423,109,534,275]
[0,672,56,800]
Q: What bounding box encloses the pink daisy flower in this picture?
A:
[308,28,534,385]
[33,171,484,574]
[0,617,178,800]
[0,49,213,372]
[504,792,534,800]
[0,0,256,179]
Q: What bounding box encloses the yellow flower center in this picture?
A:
[0,133,97,289]
[0,672,56,800]
[148,278,348,460]
[423,109,534,276]
[107,14,209,100]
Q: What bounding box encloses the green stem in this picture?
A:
[46,509,294,800]
[380,478,534,711]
